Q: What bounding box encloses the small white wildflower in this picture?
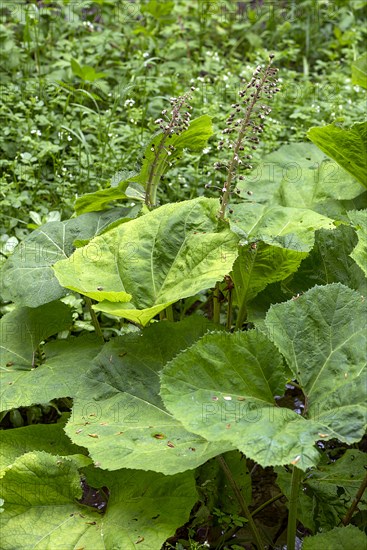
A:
[124,99,135,107]
[67,135,72,141]
[223,75,228,81]
[202,147,211,154]
[143,52,150,58]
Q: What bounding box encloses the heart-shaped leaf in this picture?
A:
[161,285,366,471]
[53,198,239,326]
[0,451,197,550]
[65,317,233,474]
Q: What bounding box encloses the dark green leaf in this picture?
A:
[308,122,367,188]
[0,301,72,368]
[1,208,135,307]
[66,317,233,474]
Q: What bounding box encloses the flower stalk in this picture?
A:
[145,90,195,208]
[217,54,280,220]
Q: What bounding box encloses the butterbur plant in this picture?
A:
[0,56,366,550]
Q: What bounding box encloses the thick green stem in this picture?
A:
[165,305,174,322]
[235,300,248,330]
[217,455,264,550]
[213,283,221,324]
[286,466,303,550]
[145,134,168,209]
[85,297,104,341]
[342,469,367,525]
[145,93,191,209]
[226,289,233,330]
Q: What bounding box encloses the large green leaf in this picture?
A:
[276,450,367,532]
[161,285,367,470]
[1,208,135,307]
[302,525,367,550]
[308,122,367,188]
[237,142,363,208]
[0,451,197,550]
[0,335,102,413]
[65,317,233,474]
[352,52,367,89]
[161,329,324,470]
[230,202,334,252]
[54,197,239,326]
[0,415,87,475]
[347,210,367,276]
[0,452,97,550]
[83,465,197,550]
[0,301,72,368]
[303,450,367,530]
[232,241,307,313]
[265,284,367,443]
[75,115,213,214]
[284,225,367,295]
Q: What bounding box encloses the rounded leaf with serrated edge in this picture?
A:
[265,283,367,444]
[65,317,234,474]
[0,451,197,550]
[53,197,239,326]
[160,330,325,471]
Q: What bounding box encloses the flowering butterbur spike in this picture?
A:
[217,55,280,220]
[145,89,195,208]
